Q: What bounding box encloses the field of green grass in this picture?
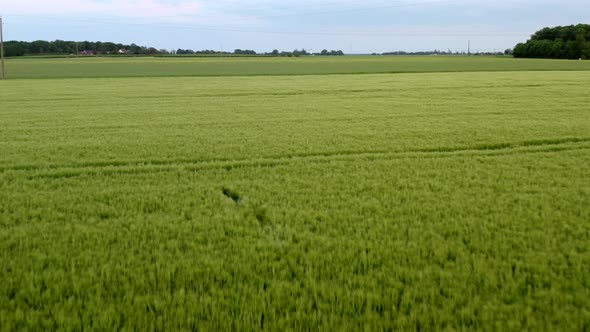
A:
[5,55,590,79]
[1,57,590,330]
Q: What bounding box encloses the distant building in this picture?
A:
[118,49,130,54]
[79,50,95,56]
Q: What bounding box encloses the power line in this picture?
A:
[5,15,529,38]
[1,16,5,80]
[3,0,533,39]
[0,0,493,27]
[7,0,462,23]
[253,0,463,19]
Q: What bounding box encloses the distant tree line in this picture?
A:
[319,49,345,56]
[268,49,309,57]
[3,40,162,57]
[175,48,344,57]
[234,49,257,55]
[381,50,457,56]
[175,49,231,55]
[378,50,506,56]
[513,24,590,59]
[269,49,344,57]
[3,40,345,58]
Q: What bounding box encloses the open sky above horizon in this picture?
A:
[0,0,588,54]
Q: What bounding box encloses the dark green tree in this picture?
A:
[514,24,590,59]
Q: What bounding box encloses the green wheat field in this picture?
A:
[1,56,589,330]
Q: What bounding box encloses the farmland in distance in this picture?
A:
[1,57,590,330]
[5,55,590,79]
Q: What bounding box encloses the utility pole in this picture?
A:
[468,40,471,56]
[1,16,5,80]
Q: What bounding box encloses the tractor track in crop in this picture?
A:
[1,137,589,180]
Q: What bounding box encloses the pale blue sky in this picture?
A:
[0,0,588,53]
